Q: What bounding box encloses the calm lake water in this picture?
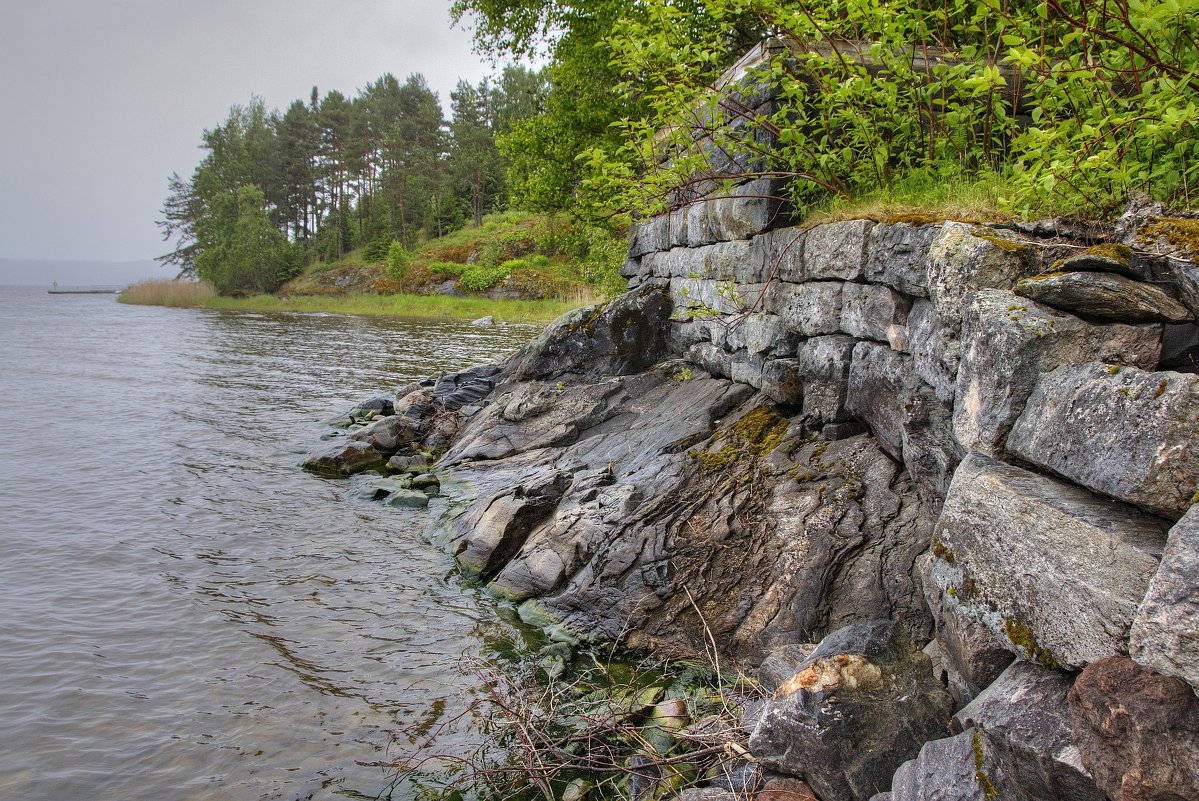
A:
[0,286,542,800]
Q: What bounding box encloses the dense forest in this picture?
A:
[158,68,551,294]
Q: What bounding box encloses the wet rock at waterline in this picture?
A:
[302,440,386,477]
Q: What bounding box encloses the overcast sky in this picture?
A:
[0,0,499,264]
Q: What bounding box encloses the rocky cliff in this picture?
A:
[306,193,1199,798]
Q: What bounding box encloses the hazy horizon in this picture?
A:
[0,257,166,287]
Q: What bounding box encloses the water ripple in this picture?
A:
[0,287,540,800]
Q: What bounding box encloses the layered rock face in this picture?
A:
[313,186,1199,799]
[408,198,1199,799]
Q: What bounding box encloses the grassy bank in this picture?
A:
[119,279,584,323]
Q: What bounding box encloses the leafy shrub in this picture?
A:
[386,241,409,282]
[588,0,1199,219]
[460,263,514,291]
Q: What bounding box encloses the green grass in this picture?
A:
[200,291,582,323]
[803,169,1018,226]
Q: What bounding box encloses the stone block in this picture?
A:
[765,281,844,336]
[866,223,941,297]
[952,289,1162,457]
[847,343,958,505]
[906,299,959,405]
[749,620,954,801]
[928,223,1034,331]
[803,220,874,281]
[765,227,806,283]
[935,454,1169,670]
[760,359,804,405]
[952,662,1105,801]
[1131,504,1199,690]
[723,314,800,357]
[1008,363,1199,519]
[629,214,672,258]
[798,335,857,423]
[840,283,912,351]
[1016,270,1192,323]
[1069,657,1199,801]
[870,730,996,801]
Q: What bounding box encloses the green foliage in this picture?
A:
[362,234,394,262]
[586,0,1199,220]
[386,241,410,282]
[195,184,298,294]
[460,262,515,291]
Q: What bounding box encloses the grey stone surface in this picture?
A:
[953,662,1105,801]
[432,363,503,410]
[301,440,387,477]
[765,281,845,336]
[907,299,959,405]
[847,342,958,506]
[866,223,941,297]
[348,414,424,454]
[1016,270,1192,323]
[386,488,431,509]
[1131,504,1199,689]
[761,358,804,405]
[802,220,874,281]
[758,642,818,692]
[928,223,1034,331]
[763,228,806,283]
[1008,363,1199,519]
[872,730,994,801]
[1069,656,1199,801]
[1058,245,1144,279]
[724,313,802,357]
[1160,323,1199,372]
[952,289,1162,457]
[797,335,857,423]
[628,214,672,258]
[935,454,1169,670]
[749,620,954,801]
[1166,255,1199,320]
[919,555,1013,706]
[506,281,673,380]
[840,283,912,350]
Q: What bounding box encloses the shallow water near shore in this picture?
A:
[0,286,542,800]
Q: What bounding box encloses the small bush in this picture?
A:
[386,241,409,282]
[363,235,394,262]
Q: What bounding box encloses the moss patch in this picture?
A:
[1142,218,1199,256]
[973,730,999,801]
[1003,618,1061,669]
[691,406,788,473]
[972,230,1030,253]
[1085,242,1135,264]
